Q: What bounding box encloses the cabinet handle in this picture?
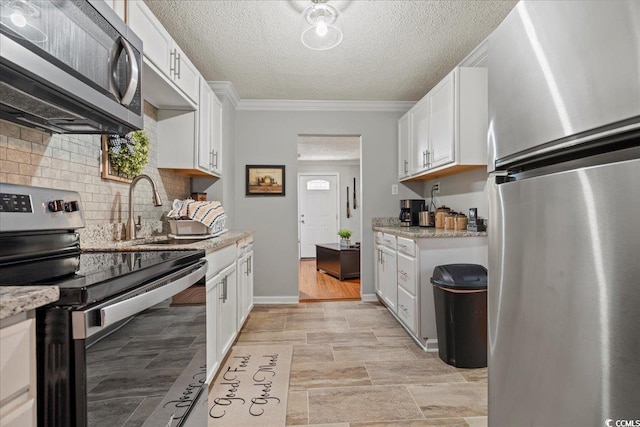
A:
[220,276,227,301]
[404,160,408,175]
[209,150,214,168]
[175,52,181,79]
[245,258,249,275]
[213,150,218,169]
[422,150,427,167]
[170,49,176,77]
[426,150,431,168]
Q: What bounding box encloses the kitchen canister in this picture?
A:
[455,213,468,230]
[444,211,457,230]
[435,206,451,229]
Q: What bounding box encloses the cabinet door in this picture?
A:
[205,275,220,383]
[374,244,382,297]
[172,43,200,104]
[428,71,455,169]
[127,1,171,75]
[236,254,247,329]
[197,79,213,173]
[246,252,254,316]
[381,246,397,313]
[210,94,223,176]
[410,97,430,175]
[217,265,237,361]
[398,112,411,179]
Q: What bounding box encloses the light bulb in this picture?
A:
[315,16,328,37]
[10,12,27,28]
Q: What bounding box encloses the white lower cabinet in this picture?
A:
[204,238,254,384]
[0,316,36,427]
[374,232,488,352]
[397,285,418,335]
[216,263,237,363]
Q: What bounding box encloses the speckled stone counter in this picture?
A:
[373,226,488,239]
[81,230,253,254]
[0,286,59,320]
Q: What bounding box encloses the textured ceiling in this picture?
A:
[144,0,517,101]
[298,135,360,161]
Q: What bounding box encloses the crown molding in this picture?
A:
[460,38,488,67]
[208,81,240,107]
[236,99,415,112]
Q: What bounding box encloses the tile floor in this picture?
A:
[234,300,488,427]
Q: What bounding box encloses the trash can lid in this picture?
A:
[430,264,487,290]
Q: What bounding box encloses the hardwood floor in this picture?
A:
[171,284,206,305]
[299,259,360,302]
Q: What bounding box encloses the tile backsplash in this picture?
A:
[0,102,189,243]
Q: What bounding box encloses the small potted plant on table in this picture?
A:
[338,228,352,247]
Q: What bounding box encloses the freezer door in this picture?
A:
[488,157,640,426]
[487,1,640,170]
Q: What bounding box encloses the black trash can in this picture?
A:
[431,264,487,368]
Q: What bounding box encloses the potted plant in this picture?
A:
[338,228,352,247]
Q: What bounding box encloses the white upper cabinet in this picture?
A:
[210,94,223,176]
[398,112,411,179]
[400,67,487,181]
[127,1,198,108]
[410,97,430,176]
[195,79,222,177]
[427,71,455,169]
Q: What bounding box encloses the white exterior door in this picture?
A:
[298,174,339,258]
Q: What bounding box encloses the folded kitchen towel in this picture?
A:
[167,200,226,228]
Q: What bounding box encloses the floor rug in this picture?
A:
[208,344,293,427]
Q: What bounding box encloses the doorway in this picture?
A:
[297,134,361,301]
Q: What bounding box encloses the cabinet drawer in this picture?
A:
[397,252,418,295]
[382,233,397,249]
[206,244,236,278]
[396,237,416,256]
[397,286,418,335]
[0,319,33,404]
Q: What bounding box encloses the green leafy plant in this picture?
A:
[107,130,149,177]
[338,228,352,239]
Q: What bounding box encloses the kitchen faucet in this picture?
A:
[126,174,162,240]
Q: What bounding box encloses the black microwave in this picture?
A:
[0,0,143,134]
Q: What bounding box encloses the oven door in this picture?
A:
[38,260,208,427]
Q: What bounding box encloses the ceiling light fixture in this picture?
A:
[301,0,343,51]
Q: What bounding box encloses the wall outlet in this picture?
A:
[433,182,440,193]
[391,184,398,195]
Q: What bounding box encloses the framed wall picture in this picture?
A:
[246,165,285,196]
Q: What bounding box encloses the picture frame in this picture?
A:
[246,165,286,196]
[100,135,132,183]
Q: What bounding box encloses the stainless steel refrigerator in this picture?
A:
[487,1,640,426]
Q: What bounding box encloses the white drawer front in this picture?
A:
[374,231,384,245]
[397,252,418,295]
[397,286,418,335]
[382,233,397,249]
[206,244,236,278]
[0,319,33,404]
[396,237,416,256]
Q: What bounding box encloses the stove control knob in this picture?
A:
[64,201,79,212]
[48,199,64,212]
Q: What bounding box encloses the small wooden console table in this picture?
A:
[315,243,360,281]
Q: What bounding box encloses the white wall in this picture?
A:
[235,109,407,300]
[297,161,361,243]
[416,168,489,220]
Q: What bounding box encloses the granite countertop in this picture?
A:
[81,230,253,253]
[0,286,59,321]
[373,225,488,238]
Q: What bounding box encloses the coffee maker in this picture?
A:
[399,199,425,227]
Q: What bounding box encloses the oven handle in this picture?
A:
[72,260,207,339]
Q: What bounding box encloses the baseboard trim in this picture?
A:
[253,296,300,305]
[425,338,439,353]
[361,293,379,302]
